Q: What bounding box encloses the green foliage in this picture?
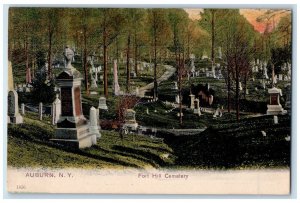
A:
[271,45,292,70]
[36,50,46,68]
[30,71,55,104]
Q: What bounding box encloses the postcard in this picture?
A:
[6,6,292,194]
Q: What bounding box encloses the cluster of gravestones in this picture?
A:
[8,46,139,149]
[187,49,224,80]
[8,44,291,149]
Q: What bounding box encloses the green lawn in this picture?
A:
[7,111,290,170]
[7,114,175,169]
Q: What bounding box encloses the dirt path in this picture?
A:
[138,64,176,97]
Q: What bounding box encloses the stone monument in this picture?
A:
[175,94,180,104]
[266,87,287,115]
[8,90,23,124]
[98,96,108,110]
[217,47,222,59]
[39,102,43,120]
[8,61,14,91]
[266,65,287,115]
[189,94,195,109]
[7,61,23,124]
[193,98,201,116]
[123,109,138,131]
[90,76,98,95]
[52,94,61,125]
[52,45,96,149]
[190,54,195,74]
[89,106,101,139]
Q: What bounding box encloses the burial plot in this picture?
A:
[123,109,138,131]
[52,45,96,149]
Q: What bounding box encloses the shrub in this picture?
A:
[30,71,55,104]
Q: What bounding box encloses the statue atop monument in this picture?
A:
[64,45,74,69]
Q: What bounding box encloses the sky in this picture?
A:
[184,8,291,33]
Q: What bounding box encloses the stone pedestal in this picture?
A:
[123,109,138,131]
[266,87,287,115]
[90,77,98,95]
[52,46,96,149]
[190,94,195,109]
[98,96,108,110]
[8,90,23,124]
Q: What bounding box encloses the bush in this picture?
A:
[30,71,56,104]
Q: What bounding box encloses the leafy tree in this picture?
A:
[148,8,171,100]
[167,8,189,126]
[223,11,256,120]
[97,8,125,98]
[70,8,100,95]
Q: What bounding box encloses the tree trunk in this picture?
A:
[235,65,240,121]
[25,40,29,83]
[227,65,231,113]
[83,29,89,95]
[244,74,247,99]
[134,29,138,76]
[47,30,53,79]
[126,34,131,93]
[211,10,215,68]
[103,32,108,98]
[153,33,158,100]
[179,53,184,126]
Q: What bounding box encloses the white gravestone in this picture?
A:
[175,94,180,104]
[39,102,43,121]
[123,109,138,131]
[190,54,195,73]
[267,87,287,115]
[89,106,100,140]
[190,94,195,109]
[98,96,108,110]
[193,98,201,116]
[7,90,23,124]
[52,94,61,125]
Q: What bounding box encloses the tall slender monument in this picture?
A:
[52,46,97,148]
[8,61,23,124]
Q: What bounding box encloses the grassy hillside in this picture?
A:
[7,111,290,170]
[7,113,174,169]
[159,114,291,169]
